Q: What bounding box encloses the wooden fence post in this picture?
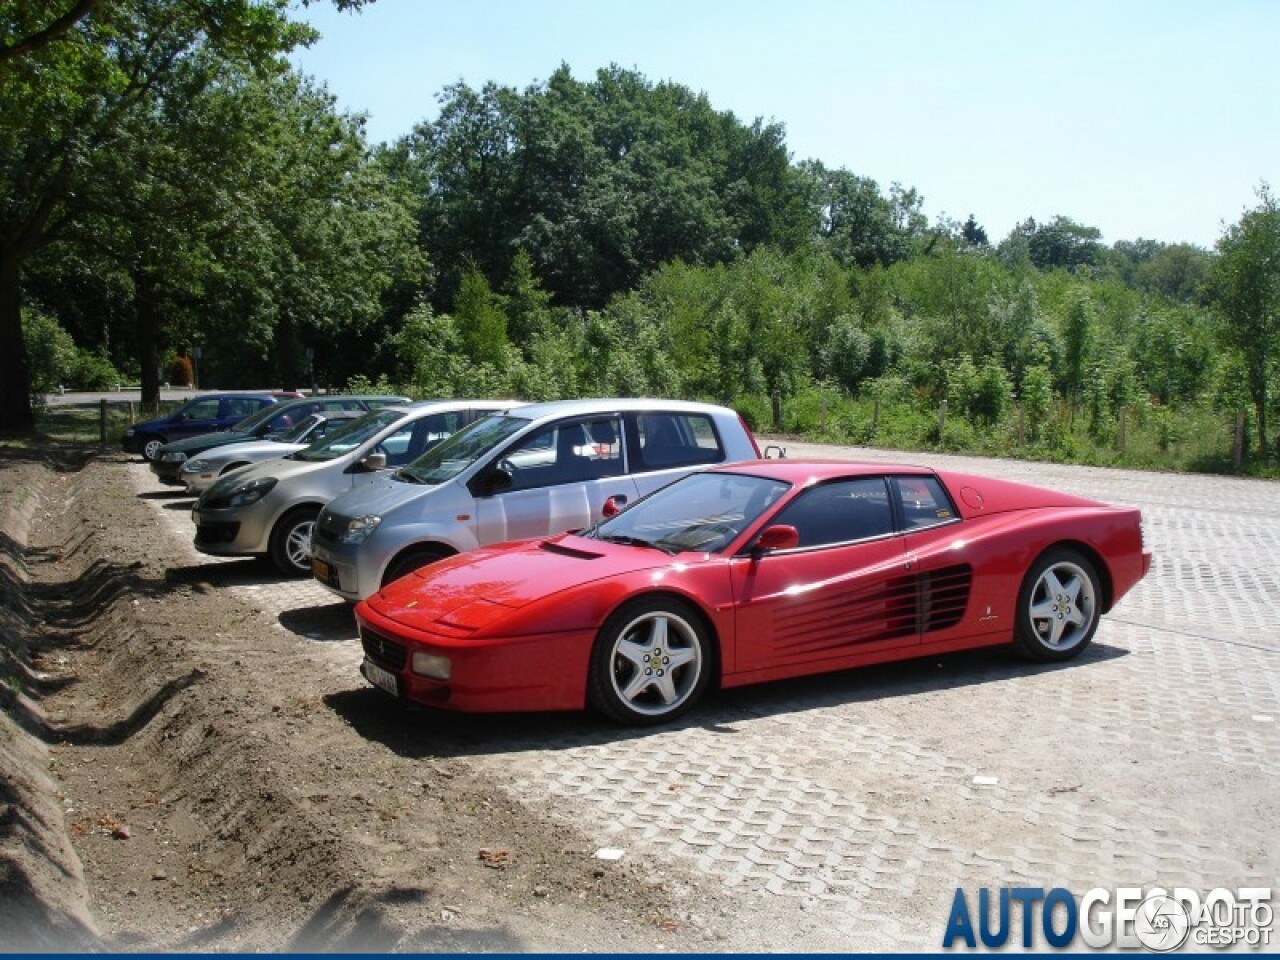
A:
[99,398,108,447]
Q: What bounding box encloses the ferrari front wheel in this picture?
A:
[587,597,711,725]
[1014,547,1101,662]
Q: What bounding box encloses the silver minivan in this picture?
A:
[310,398,761,601]
[191,401,517,575]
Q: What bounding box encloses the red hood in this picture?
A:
[359,533,672,635]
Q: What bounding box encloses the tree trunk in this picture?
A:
[0,255,35,433]
[135,270,162,405]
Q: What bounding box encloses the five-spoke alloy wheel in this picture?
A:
[1014,547,1101,661]
[588,597,712,725]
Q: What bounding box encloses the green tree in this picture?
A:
[0,0,320,430]
[501,249,555,350]
[800,161,914,268]
[1060,288,1097,414]
[1001,216,1104,273]
[453,268,510,368]
[1213,185,1280,458]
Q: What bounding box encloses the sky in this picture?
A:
[290,0,1279,249]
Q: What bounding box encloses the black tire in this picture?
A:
[586,596,712,725]
[268,506,320,577]
[1013,547,1101,662]
[380,546,450,588]
[141,436,164,461]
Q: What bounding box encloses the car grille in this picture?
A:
[313,513,346,546]
[361,627,407,671]
[195,521,240,545]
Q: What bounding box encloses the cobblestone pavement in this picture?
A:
[130,448,1279,951]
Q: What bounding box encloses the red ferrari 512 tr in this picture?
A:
[354,460,1151,725]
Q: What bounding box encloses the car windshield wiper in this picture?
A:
[394,469,424,484]
[597,533,676,555]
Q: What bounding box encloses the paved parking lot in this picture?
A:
[132,445,1279,950]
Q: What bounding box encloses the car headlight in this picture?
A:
[160,451,187,462]
[184,458,211,473]
[411,651,451,681]
[225,476,278,508]
[340,515,383,544]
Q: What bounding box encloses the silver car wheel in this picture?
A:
[269,507,320,577]
[284,519,314,570]
[606,609,704,718]
[142,438,163,461]
[1026,559,1097,651]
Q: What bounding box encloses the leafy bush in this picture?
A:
[74,352,124,390]
[23,310,78,397]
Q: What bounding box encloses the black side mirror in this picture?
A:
[475,464,513,496]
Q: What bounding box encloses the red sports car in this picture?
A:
[355,460,1151,725]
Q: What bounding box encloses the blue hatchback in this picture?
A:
[122,393,291,461]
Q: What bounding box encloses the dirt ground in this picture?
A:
[0,448,734,952]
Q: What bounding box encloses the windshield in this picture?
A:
[586,472,791,554]
[292,409,402,462]
[228,400,285,433]
[397,414,531,485]
[277,415,321,443]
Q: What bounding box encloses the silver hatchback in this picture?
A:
[191,401,517,575]
[311,398,761,601]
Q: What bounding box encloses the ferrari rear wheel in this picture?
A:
[1014,547,1101,662]
[587,597,711,725]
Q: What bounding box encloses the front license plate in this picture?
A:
[364,658,399,697]
[312,557,331,583]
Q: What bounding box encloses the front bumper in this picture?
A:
[191,503,272,557]
[355,605,594,713]
[180,466,220,496]
[150,457,187,485]
[310,540,364,601]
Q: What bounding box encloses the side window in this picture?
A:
[770,478,894,549]
[325,399,364,411]
[893,476,958,530]
[632,413,725,472]
[224,397,262,420]
[501,417,624,491]
[376,423,415,465]
[403,412,465,462]
[184,398,222,420]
